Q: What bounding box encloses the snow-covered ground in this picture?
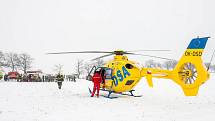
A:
[0,74,215,121]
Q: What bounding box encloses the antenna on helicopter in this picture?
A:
[207,50,215,71]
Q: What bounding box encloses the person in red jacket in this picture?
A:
[91,71,102,97]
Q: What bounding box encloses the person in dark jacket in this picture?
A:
[4,74,8,81]
[101,69,106,89]
[56,73,64,89]
[91,71,102,97]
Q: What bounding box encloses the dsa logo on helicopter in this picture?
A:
[112,66,130,86]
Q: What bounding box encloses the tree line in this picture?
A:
[1,50,214,79]
[0,51,33,74]
[143,59,215,72]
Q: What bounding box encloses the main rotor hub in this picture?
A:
[114,50,124,55]
[114,55,128,61]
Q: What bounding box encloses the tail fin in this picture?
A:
[173,37,210,96]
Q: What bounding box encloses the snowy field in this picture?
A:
[0,74,215,121]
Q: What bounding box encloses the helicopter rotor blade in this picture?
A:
[46,51,113,55]
[91,53,114,61]
[90,51,142,61]
[127,53,173,60]
[126,50,171,52]
[47,50,173,61]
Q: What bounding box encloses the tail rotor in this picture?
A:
[178,62,198,85]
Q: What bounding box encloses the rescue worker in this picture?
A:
[17,74,22,82]
[101,69,106,89]
[91,71,102,97]
[56,73,64,89]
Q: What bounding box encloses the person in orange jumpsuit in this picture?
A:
[91,71,102,97]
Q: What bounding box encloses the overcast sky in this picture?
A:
[0,0,214,74]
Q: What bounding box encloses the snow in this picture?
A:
[0,74,215,121]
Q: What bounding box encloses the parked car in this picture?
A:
[26,71,42,82]
[8,72,20,79]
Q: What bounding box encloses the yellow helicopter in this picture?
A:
[48,37,210,98]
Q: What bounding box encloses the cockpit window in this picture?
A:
[105,68,112,79]
[125,64,134,69]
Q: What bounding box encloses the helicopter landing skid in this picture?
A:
[102,91,118,99]
[89,88,141,99]
[99,89,118,99]
[100,89,142,98]
[120,90,142,97]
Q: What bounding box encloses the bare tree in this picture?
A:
[145,59,156,68]
[54,64,64,74]
[83,59,105,74]
[162,60,177,70]
[17,53,33,74]
[163,60,172,70]
[94,59,105,67]
[84,62,94,74]
[172,60,178,69]
[75,59,84,79]
[0,51,5,67]
[4,52,19,71]
[155,62,162,69]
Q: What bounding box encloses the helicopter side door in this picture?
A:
[101,67,114,89]
[86,66,113,82]
[86,66,96,81]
